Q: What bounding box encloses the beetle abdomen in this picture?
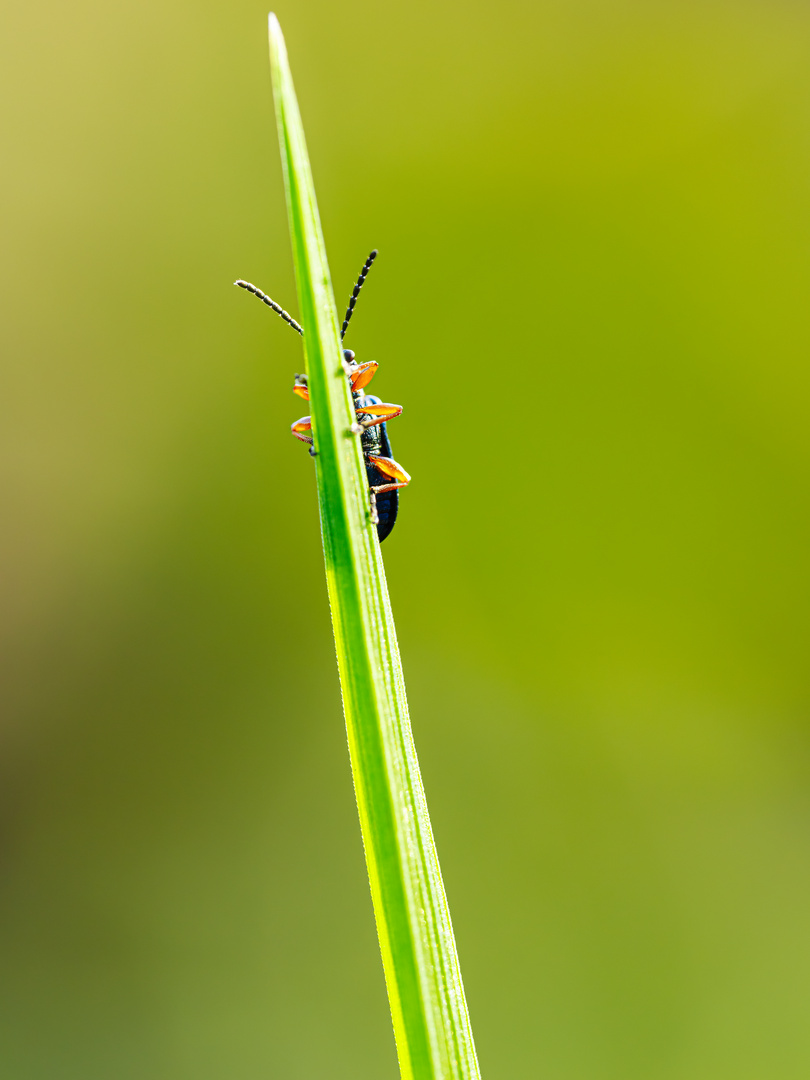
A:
[366,460,399,542]
[356,396,401,542]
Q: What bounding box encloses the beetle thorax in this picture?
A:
[354,392,384,454]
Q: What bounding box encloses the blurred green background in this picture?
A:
[2,0,810,1076]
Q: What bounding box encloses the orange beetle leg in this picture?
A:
[356,402,403,428]
[367,455,411,486]
[349,361,378,391]
[293,374,309,400]
[291,416,313,445]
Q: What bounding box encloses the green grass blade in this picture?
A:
[267,15,481,1080]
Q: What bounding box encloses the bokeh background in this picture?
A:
[2,0,810,1076]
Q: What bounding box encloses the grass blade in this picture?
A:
[267,15,481,1080]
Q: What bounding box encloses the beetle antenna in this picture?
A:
[234,279,304,336]
[341,249,378,340]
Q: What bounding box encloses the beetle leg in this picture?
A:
[356,402,403,429]
[367,455,411,488]
[291,416,314,444]
[349,361,378,391]
[293,374,309,400]
[367,455,410,522]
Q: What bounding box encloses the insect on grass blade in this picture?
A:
[265,15,482,1079]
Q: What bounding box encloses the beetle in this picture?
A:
[234,250,410,541]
